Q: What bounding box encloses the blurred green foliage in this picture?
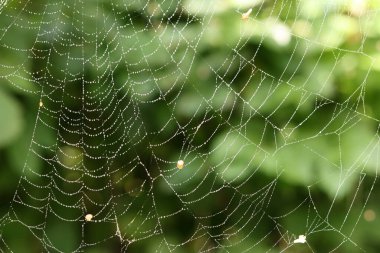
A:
[1,0,380,252]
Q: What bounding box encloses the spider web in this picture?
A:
[0,0,379,252]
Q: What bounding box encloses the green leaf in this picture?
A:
[0,89,24,147]
[210,130,267,183]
